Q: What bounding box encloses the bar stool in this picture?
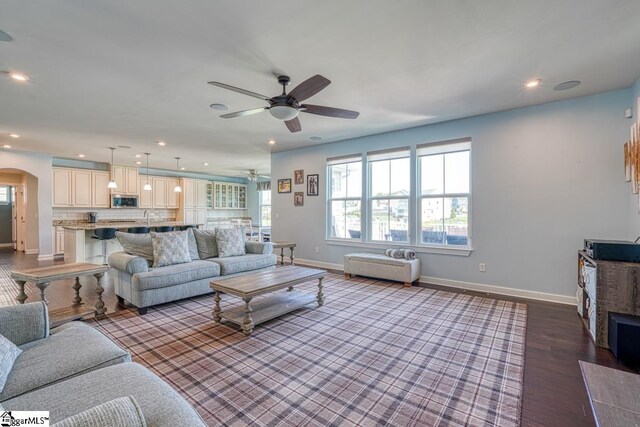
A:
[180,225,195,231]
[154,226,174,233]
[91,228,117,265]
[127,227,150,234]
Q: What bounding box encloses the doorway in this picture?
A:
[0,169,38,253]
[0,185,13,248]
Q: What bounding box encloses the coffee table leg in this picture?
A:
[242,296,254,336]
[35,282,49,304]
[317,277,325,306]
[290,247,295,265]
[72,276,83,307]
[213,291,222,323]
[280,248,285,265]
[15,280,27,304]
[94,272,107,320]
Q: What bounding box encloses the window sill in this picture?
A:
[325,239,473,256]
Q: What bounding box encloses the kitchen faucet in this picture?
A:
[143,210,150,226]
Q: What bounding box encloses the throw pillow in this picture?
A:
[193,228,218,259]
[151,231,191,268]
[186,228,200,261]
[0,333,22,393]
[216,228,246,257]
[115,232,153,262]
[51,396,147,427]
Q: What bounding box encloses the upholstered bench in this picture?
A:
[344,253,421,287]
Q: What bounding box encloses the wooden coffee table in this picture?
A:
[210,266,326,336]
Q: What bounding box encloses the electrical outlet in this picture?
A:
[479,263,486,272]
[315,247,319,254]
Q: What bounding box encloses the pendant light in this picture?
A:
[143,153,152,191]
[174,157,182,192]
[107,147,118,189]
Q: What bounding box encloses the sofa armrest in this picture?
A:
[51,396,146,427]
[108,252,149,275]
[0,302,49,346]
[245,241,273,255]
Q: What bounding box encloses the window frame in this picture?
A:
[326,156,363,240]
[0,186,10,205]
[259,189,271,227]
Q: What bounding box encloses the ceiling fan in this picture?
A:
[207,74,359,133]
[245,169,270,182]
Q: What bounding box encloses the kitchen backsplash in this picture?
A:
[52,208,177,223]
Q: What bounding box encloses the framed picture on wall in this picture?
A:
[277,179,291,193]
[307,174,319,196]
[294,192,304,206]
[294,169,304,185]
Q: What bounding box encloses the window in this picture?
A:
[327,155,362,239]
[259,189,271,227]
[0,186,9,205]
[418,139,471,246]
[368,148,410,242]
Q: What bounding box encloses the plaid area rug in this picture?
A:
[93,273,527,426]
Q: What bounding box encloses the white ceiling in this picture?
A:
[1,0,639,177]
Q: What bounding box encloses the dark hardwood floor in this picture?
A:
[0,248,624,426]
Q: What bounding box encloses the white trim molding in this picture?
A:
[419,275,576,306]
[295,258,344,271]
[0,243,13,248]
[25,249,39,255]
[37,253,54,261]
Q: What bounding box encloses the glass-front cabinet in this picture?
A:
[212,182,247,209]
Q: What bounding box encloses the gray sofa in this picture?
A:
[0,302,205,426]
[109,239,276,314]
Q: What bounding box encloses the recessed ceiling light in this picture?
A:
[525,79,541,88]
[8,73,28,82]
[203,163,209,166]
[9,134,19,138]
[268,139,276,145]
[554,80,581,91]
[180,167,186,170]
[310,136,322,141]
[77,154,85,158]
[135,154,141,158]
[118,145,131,149]
[3,145,11,149]
[156,141,166,146]
[0,29,13,42]
[210,103,228,111]
[136,161,142,165]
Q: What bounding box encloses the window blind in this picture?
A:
[417,138,471,156]
[327,154,362,166]
[367,147,410,162]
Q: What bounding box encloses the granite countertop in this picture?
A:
[60,221,199,230]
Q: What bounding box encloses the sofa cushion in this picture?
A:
[345,252,417,267]
[0,333,21,393]
[0,322,130,401]
[210,253,276,275]
[151,231,191,268]
[193,229,218,259]
[52,396,146,427]
[186,228,200,261]
[133,260,220,291]
[3,363,206,426]
[245,241,273,255]
[216,228,245,257]
[116,232,153,262]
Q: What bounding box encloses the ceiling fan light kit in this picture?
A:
[208,74,359,133]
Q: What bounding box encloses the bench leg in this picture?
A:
[213,291,222,323]
[404,282,412,288]
[116,295,125,305]
[138,307,148,315]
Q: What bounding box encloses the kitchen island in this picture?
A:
[62,221,200,263]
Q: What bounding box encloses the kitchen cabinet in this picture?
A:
[183,179,196,208]
[126,167,139,194]
[111,164,139,194]
[53,226,64,255]
[167,178,179,209]
[53,168,73,207]
[196,180,208,208]
[91,171,111,208]
[212,182,247,209]
[152,177,168,208]
[138,176,152,208]
[72,170,92,207]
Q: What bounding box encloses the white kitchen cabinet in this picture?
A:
[126,167,139,194]
[238,185,247,209]
[182,179,196,208]
[54,226,64,254]
[111,164,139,194]
[196,180,208,208]
[71,169,92,207]
[152,177,168,208]
[138,176,152,208]
[166,178,179,208]
[211,182,247,210]
[53,168,73,207]
[91,171,111,207]
[196,208,207,225]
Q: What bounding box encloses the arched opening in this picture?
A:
[0,168,39,253]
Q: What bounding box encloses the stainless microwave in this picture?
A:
[111,194,139,208]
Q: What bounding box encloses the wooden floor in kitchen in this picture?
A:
[0,248,624,426]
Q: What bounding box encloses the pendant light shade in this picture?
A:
[143,153,152,191]
[174,157,182,192]
[107,147,118,189]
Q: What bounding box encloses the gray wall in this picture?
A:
[628,76,640,239]
[0,187,11,244]
[271,88,633,299]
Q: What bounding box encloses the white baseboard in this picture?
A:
[0,243,13,248]
[37,254,54,261]
[419,275,576,306]
[25,249,39,255]
[295,258,576,306]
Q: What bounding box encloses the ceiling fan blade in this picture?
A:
[220,107,269,119]
[287,75,331,102]
[285,117,302,133]
[301,104,359,119]
[207,81,271,101]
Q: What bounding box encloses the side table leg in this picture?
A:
[72,276,83,307]
[290,247,295,265]
[35,282,49,304]
[241,296,254,336]
[213,291,222,323]
[94,272,107,320]
[15,280,27,304]
[317,277,325,306]
[280,248,285,265]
